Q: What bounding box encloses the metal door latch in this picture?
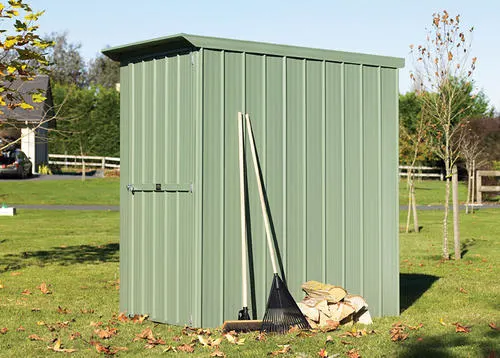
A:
[126,183,193,195]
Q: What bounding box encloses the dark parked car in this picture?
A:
[0,149,33,179]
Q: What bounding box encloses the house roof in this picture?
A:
[102,33,405,69]
[0,75,54,123]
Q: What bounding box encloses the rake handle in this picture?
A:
[244,113,279,275]
[238,112,248,308]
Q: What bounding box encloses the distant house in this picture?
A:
[0,75,55,173]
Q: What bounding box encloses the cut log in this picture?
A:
[305,317,318,329]
[302,295,325,308]
[328,302,355,322]
[354,309,373,325]
[316,300,331,317]
[344,295,368,313]
[302,281,347,303]
[297,302,319,322]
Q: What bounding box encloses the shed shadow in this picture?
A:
[0,243,119,272]
[400,273,439,313]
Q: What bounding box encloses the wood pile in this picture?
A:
[297,281,373,329]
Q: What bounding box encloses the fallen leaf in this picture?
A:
[0,328,7,334]
[16,325,25,332]
[489,323,499,331]
[198,335,210,347]
[28,334,44,341]
[90,321,103,327]
[347,348,361,358]
[453,323,471,333]
[318,348,328,357]
[69,332,81,340]
[37,282,51,294]
[21,289,32,295]
[390,322,408,342]
[210,350,226,357]
[95,327,118,339]
[0,282,4,289]
[93,342,114,355]
[256,332,266,341]
[163,345,178,353]
[288,325,301,333]
[57,306,70,314]
[31,308,41,312]
[224,333,245,345]
[10,272,21,276]
[133,328,155,342]
[80,308,95,314]
[177,343,195,353]
[439,318,447,326]
[117,312,129,322]
[409,323,423,330]
[131,314,149,324]
[320,320,340,332]
[341,340,353,345]
[459,288,468,294]
[172,335,182,341]
[269,344,291,356]
[326,335,334,344]
[47,339,77,353]
[36,321,45,326]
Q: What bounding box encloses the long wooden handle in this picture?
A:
[238,112,248,307]
[244,113,278,274]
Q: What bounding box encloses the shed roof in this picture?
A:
[103,33,404,68]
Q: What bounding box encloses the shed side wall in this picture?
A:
[201,50,399,327]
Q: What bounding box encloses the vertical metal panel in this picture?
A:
[325,62,345,288]
[305,60,324,282]
[362,66,382,315]
[343,64,363,295]
[201,50,224,326]
[381,68,400,316]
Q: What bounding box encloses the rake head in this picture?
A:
[261,274,310,333]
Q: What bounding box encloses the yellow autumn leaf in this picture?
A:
[0,4,4,11]
[0,282,4,289]
[20,102,34,110]
[32,93,46,103]
[7,66,16,74]
[4,38,17,49]
[439,318,447,326]
[0,96,6,106]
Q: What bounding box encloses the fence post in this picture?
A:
[101,157,105,169]
[476,171,482,204]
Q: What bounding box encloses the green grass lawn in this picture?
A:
[0,209,498,357]
[399,179,470,206]
[0,178,119,206]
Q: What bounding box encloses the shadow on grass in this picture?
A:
[400,273,439,313]
[397,332,498,358]
[0,243,119,272]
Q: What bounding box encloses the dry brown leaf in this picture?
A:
[326,335,333,343]
[269,344,291,356]
[31,308,40,312]
[390,323,408,342]
[21,289,31,295]
[117,312,129,322]
[28,334,44,341]
[409,323,423,330]
[133,327,155,342]
[453,322,471,333]
[0,327,7,335]
[0,282,4,289]
[163,345,178,353]
[11,272,21,276]
[459,287,468,294]
[131,314,149,324]
[224,333,245,345]
[90,321,103,327]
[287,325,301,334]
[37,282,51,294]
[93,342,114,355]
[341,340,353,345]
[172,335,182,341]
[256,332,266,341]
[47,339,77,353]
[80,308,95,314]
[69,332,81,340]
[57,306,70,314]
[16,325,25,332]
[177,343,195,353]
[95,327,118,339]
[320,320,340,332]
[347,348,361,358]
[210,350,226,357]
[489,323,499,331]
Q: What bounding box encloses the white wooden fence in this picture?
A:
[48,154,120,169]
[399,165,443,180]
[476,170,500,204]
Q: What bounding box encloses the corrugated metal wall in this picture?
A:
[120,53,201,326]
[200,50,399,327]
[119,46,399,329]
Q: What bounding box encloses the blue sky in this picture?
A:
[29,0,499,111]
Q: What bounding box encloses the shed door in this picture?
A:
[122,53,197,326]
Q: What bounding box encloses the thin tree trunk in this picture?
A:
[471,159,476,214]
[452,165,461,260]
[465,163,471,214]
[406,172,413,233]
[411,181,419,232]
[443,175,450,259]
[80,146,86,182]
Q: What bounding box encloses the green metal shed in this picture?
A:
[103,33,404,328]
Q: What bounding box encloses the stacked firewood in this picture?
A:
[297,281,372,329]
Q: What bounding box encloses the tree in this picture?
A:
[88,55,120,89]
[0,0,52,115]
[44,32,87,86]
[410,11,479,260]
